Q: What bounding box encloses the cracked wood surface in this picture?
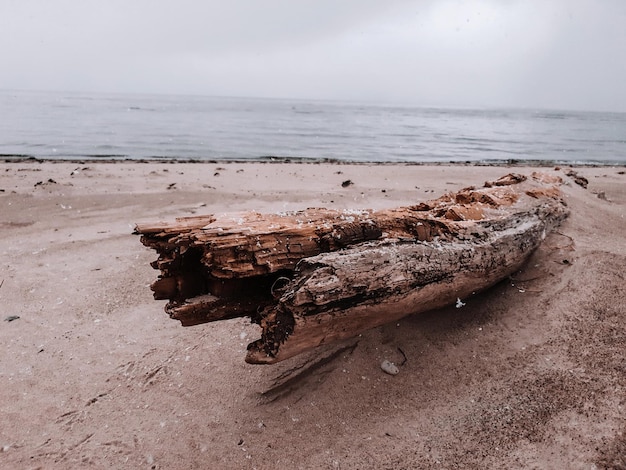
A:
[135,172,569,363]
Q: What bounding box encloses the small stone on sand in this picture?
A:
[380,359,399,375]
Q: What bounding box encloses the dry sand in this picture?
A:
[1,161,625,469]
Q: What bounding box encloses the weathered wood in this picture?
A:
[135,172,569,364]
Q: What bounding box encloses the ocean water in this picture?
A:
[1,89,625,164]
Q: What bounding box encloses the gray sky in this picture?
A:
[1,0,625,111]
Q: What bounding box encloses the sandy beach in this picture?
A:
[1,160,625,469]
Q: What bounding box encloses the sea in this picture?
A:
[1,89,625,165]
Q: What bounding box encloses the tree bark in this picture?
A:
[135,172,568,364]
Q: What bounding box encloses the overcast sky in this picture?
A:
[1,0,625,111]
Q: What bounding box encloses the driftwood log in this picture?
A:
[135,172,568,364]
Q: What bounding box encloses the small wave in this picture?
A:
[534,112,567,120]
[291,109,325,115]
[82,154,130,159]
[127,106,157,112]
[0,154,37,161]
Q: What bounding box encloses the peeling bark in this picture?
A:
[135,172,569,364]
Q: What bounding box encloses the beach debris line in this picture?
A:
[134,172,569,364]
